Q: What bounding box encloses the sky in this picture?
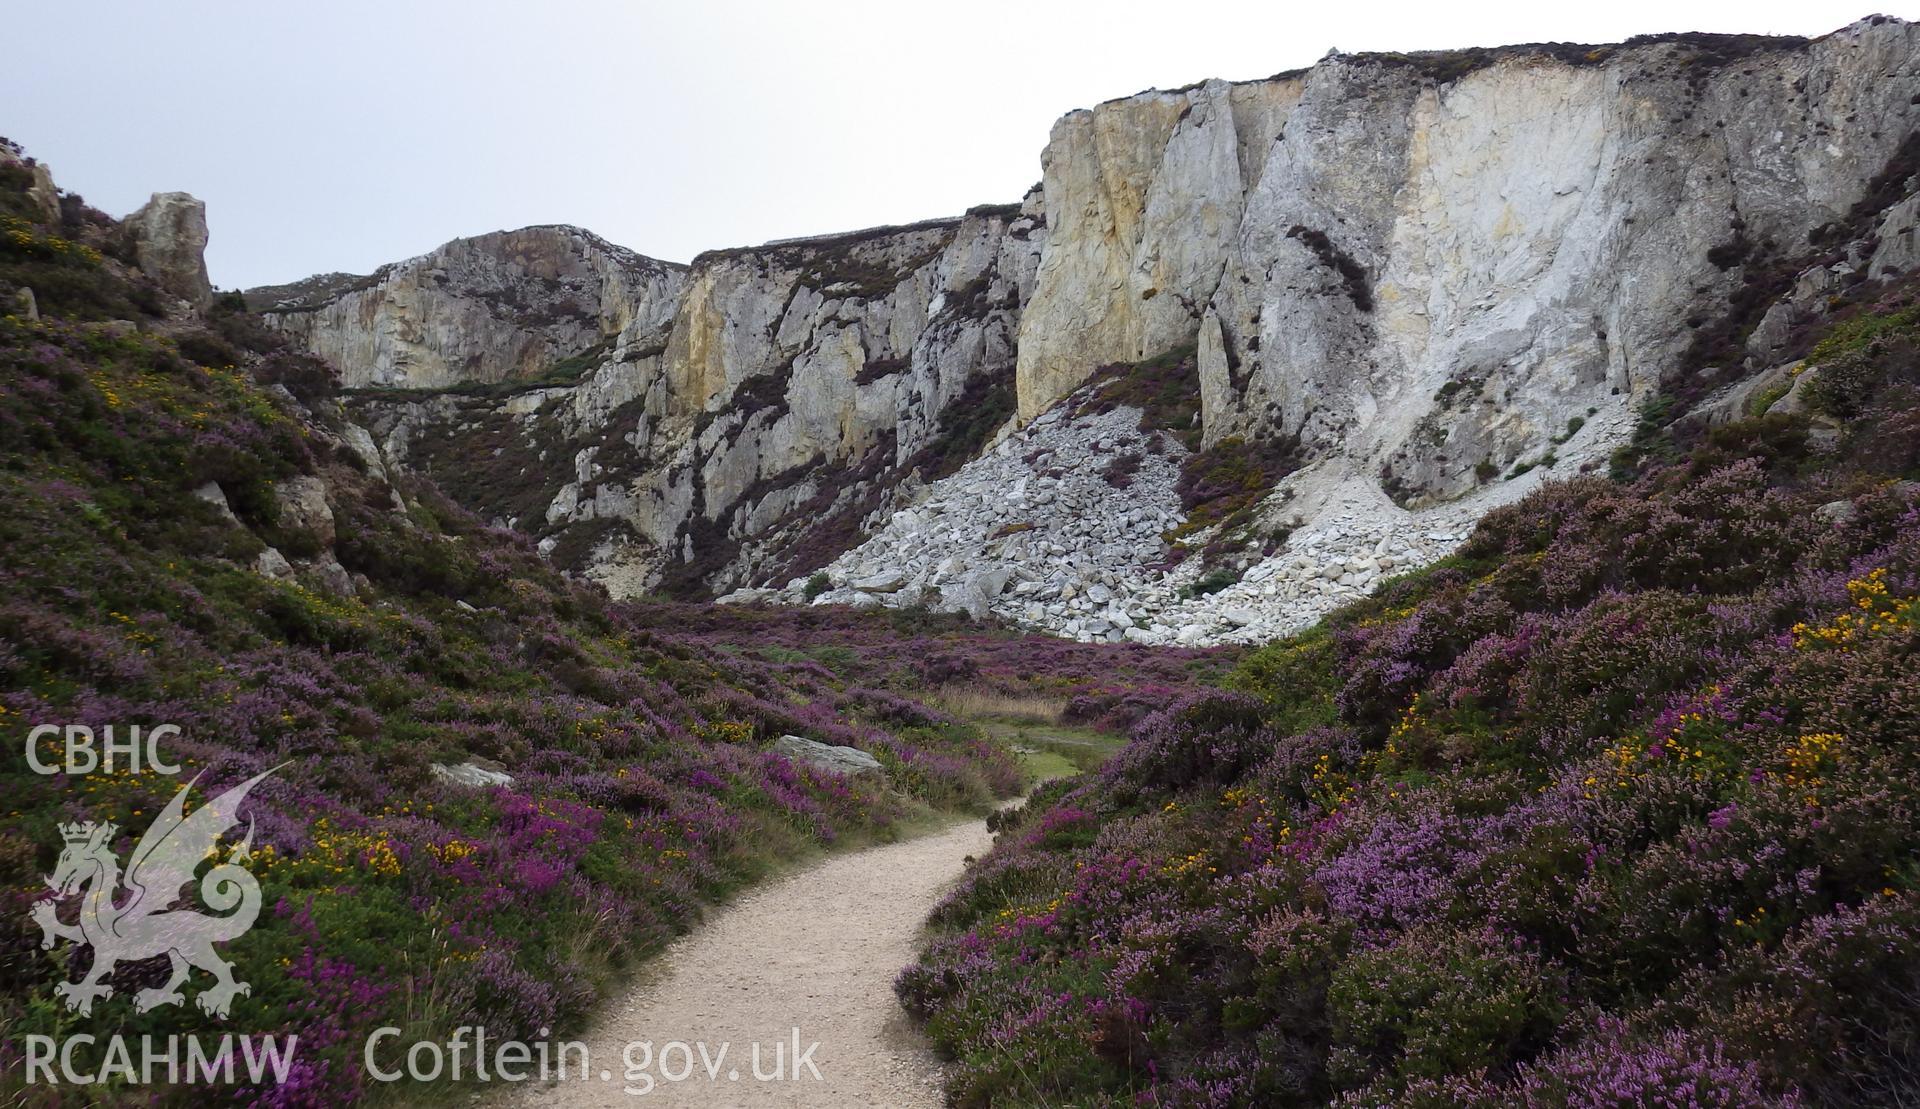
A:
[2,1,1906,290]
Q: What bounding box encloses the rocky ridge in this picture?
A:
[243,18,1920,627]
[257,225,687,389]
[294,200,1044,597]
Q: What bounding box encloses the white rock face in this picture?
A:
[126,192,213,309]
[257,19,1920,619]
[262,226,686,389]
[1015,19,1920,511]
[305,203,1045,596]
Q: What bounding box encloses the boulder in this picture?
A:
[773,734,882,776]
[254,546,294,579]
[938,579,993,620]
[274,474,336,547]
[192,481,240,525]
[126,192,213,310]
[851,569,908,593]
[431,760,514,789]
[1815,499,1857,524]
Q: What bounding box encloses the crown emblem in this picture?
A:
[57,822,107,844]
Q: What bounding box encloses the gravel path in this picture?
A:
[500,811,996,1107]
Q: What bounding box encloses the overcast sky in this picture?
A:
[2,1,1905,289]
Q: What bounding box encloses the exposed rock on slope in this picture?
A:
[766,403,1186,624]
[126,191,213,309]
[259,225,686,389]
[1016,21,1920,511]
[254,18,1920,616]
[764,376,1629,646]
[300,201,1044,596]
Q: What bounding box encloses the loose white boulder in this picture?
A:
[773,734,883,776]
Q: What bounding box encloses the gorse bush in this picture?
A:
[901,288,1920,1106]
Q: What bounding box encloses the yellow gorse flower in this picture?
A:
[1793,569,1914,649]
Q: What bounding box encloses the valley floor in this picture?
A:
[499,808,1002,1108]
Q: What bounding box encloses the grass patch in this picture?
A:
[931,685,1069,725]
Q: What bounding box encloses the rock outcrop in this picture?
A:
[772,735,883,776]
[430,760,515,789]
[126,191,213,309]
[1015,20,1920,511]
[255,18,1920,624]
[2,139,62,226]
[292,201,1044,596]
[258,226,686,389]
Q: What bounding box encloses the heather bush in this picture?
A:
[1100,693,1276,803]
[901,290,1920,1105]
[0,304,1130,1103]
[1397,1019,1797,1108]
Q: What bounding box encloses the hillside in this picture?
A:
[0,148,1204,1104]
[898,282,1920,1104]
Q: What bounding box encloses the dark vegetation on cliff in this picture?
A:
[900,276,1920,1105]
[1667,129,1920,418]
[1077,344,1302,567]
[1245,29,1819,89]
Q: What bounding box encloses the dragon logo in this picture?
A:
[31,768,277,1019]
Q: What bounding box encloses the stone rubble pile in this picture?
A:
[754,405,1184,622]
[735,397,1633,647]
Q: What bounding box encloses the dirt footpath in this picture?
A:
[502,811,997,1107]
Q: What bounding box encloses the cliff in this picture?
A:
[1015,21,1920,505]
[253,225,686,389]
[248,17,1920,616]
[284,200,1043,596]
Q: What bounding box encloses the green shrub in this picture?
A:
[1328,927,1564,1092]
[1180,568,1239,598]
[1748,377,1794,417]
[1227,626,1339,733]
